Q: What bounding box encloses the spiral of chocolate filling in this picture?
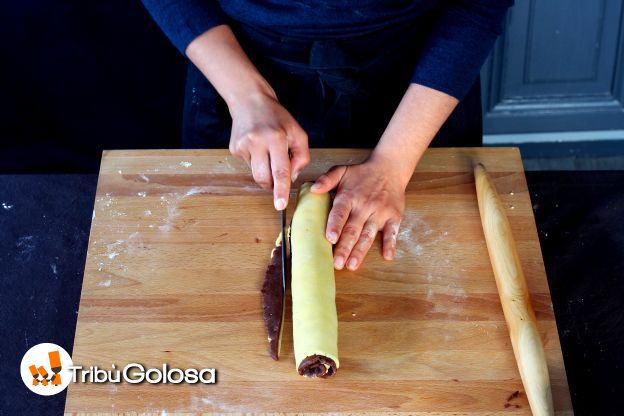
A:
[297,355,337,378]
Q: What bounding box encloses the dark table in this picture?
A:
[1,172,622,415]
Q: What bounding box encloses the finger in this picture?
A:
[311,165,347,193]
[250,149,272,190]
[382,219,401,260]
[346,218,379,271]
[268,140,291,210]
[325,192,351,245]
[333,210,368,270]
[288,125,310,182]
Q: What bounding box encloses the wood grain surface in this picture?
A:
[64,148,572,415]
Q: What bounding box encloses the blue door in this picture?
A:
[481,0,624,139]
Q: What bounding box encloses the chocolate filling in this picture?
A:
[298,354,337,378]
[261,243,284,360]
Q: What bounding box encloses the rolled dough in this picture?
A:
[291,182,339,377]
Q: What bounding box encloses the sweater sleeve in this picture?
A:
[141,0,227,55]
[411,0,513,100]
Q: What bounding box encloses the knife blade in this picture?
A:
[280,209,287,293]
[277,208,288,357]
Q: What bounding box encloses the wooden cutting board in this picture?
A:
[65,148,572,414]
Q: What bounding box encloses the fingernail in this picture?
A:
[291,170,299,183]
[334,256,344,270]
[310,183,320,191]
[327,232,338,244]
[347,258,358,270]
[384,250,394,260]
[275,198,286,211]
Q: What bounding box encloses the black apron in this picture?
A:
[181,19,483,149]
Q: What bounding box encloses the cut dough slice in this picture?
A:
[261,231,286,360]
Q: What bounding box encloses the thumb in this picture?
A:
[289,145,310,183]
[310,165,347,193]
[288,125,310,182]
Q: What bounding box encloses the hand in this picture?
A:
[228,91,310,210]
[310,155,407,270]
[185,25,310,211]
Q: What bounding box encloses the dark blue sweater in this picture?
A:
[142,0,512,100]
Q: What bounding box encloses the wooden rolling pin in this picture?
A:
[474,163,554,416]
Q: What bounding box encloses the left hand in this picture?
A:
[309,84,459,271]
[310,155,407,271]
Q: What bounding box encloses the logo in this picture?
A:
[20,343,73,396]
[69,363,216,384]
[20,343,217,395]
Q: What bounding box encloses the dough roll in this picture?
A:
[291,182,339,377]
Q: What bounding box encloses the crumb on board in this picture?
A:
[506,390,520,402]
[99,279,112,287]
[503,390,522,409]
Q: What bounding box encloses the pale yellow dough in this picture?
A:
[291,183,339,371]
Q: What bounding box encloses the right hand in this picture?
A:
[228,91,310,210]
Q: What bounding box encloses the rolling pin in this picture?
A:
[474,163,554,416]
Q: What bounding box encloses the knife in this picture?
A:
[280,209,288,293]
[277,208,288,355]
